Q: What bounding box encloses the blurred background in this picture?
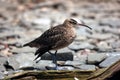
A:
[0,0,120,79]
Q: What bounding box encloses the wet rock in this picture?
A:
[11,47,36,54]
[15,53,35,68]
[77,64,96,70]
[87,53,107,64]
[68,41,95,51]
[99,55,120,68]
[41,48,73,61]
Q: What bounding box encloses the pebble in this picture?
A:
[87,53,107,64]
[99,55,120,68]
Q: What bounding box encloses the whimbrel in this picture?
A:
[23,19,91,69]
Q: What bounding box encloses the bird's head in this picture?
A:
[64,19,92,30]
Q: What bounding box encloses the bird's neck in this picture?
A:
[63,23,73,29]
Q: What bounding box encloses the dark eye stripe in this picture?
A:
[70,19,77,24]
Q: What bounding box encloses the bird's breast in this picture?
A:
[52,27,76,50]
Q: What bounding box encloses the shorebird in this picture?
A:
[23,19,91,69]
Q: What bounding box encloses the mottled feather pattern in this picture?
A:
[23,19,79,61]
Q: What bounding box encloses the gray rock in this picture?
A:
[65,60,84,66]
[33,60,53,70]
[106,52,120,56]
[11,47,36,54]
[41,48,73,61]
[0,72,4,80]
[73,51,88,63]
[7,56,20,70]
[0,57,7,65]
[32,18,51,31]
[0,45,5,50]
[0,65,5,72]
[87,53,107,64]
[100,19,120,28]
[96,41,112,51]
[15,53,36,68]
[77,64,96,70]
[110,41,120,49]
[88,33,116,40]
[99,55,120,68]
[68,41,95,51]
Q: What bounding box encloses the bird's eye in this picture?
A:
[70,19,77,24]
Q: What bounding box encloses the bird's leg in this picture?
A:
[48,50,58,69]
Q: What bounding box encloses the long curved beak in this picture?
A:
[78,23,92,30]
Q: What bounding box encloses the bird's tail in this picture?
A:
[34,46,51,61]
[23,41,39,47]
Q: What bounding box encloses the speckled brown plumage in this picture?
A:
[23,19,91,62]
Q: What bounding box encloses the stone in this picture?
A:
[7,56,20,70]
[99,19,120,28]
[106,52,120,56]
[65,60,84,66]
[0,56,7,65]
[96,41,112,51]
[0,65,5,72]
[68,41,95,51]
[33,60,53,70]
[87,53,107,64]
[32,18,51,31]
[73,50,89,63]
[0,45,5,50]
[99,55,120,68]
[0,72,4,80]
[11,47,36,54]
[88,33,117,40]
[15,53,36,68]
[41,48,73,61]
[77,64,96,70]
